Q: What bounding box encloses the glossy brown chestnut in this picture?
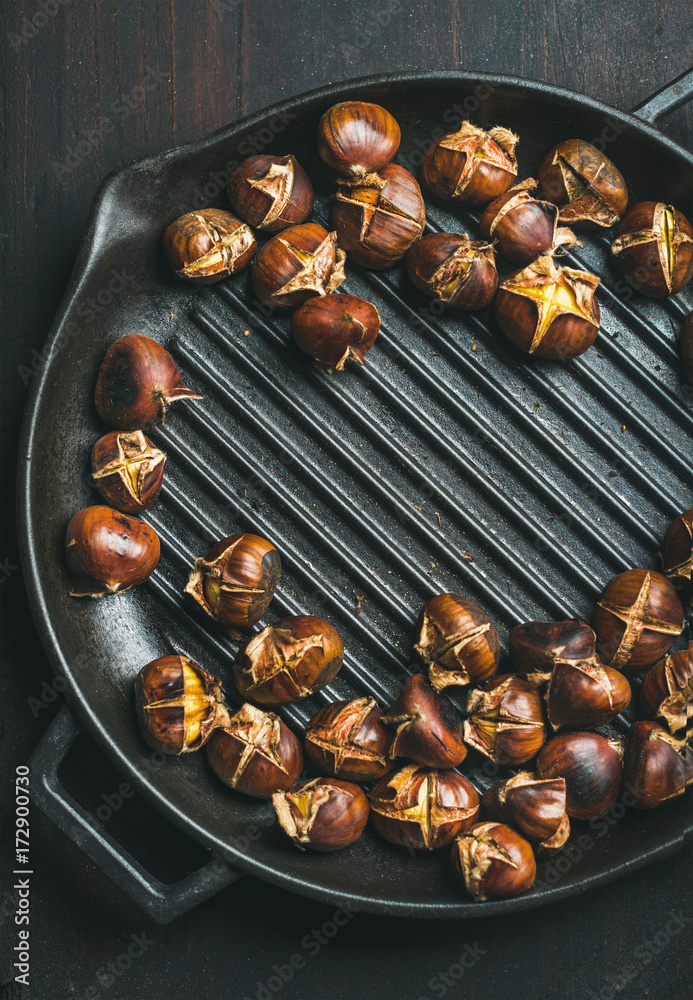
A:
[536,732,623,820]
[681,312,693,384]
[593,569,684,671]
[233,616,343,706]
[163,209,256,283]
[612,202,693,297]
[251,222,346,310]
[91,430,166,513]
[94,334,203,432]
[272,777,369,851]
[640,648,692,733]
[65,505,160,597]
[369,763,480,850]
[414,593,500,691]
[305,697,393,781]
[660,508,692,611]
[451,822,536,901]
[184,533,281,628]
[494,253,601,360]
[464,675,545,766]
[479,179,577,264]
[421,121,519,207]
[331,163,425,269]
[134,655,229,755]
[537,140,628,228]
[381,673,467,769]
[509,618,598,672]
[406,233,498,311]
[317,101,401,177]
[227,155,313,232]
[481,772,570,856]
[290,293,380,369]
[205,702,303,797]
[623,720,693,810]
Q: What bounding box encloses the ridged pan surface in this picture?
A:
[18,73,693,916]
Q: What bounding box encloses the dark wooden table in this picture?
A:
[2,2,692,998]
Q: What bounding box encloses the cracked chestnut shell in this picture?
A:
[95,334,203,431]
[91,430,166,513]
[451,822,536,901]
[290,293,380,369]
[305,697,393,781]
[681,312,693,384]
[660,508,693,611]
[481,772,570,856]
[317,100,400,177]
[495,252,601,360]
[415,593,500,691]
[205,702,303,797]
[251,222,346,310]
[331,163,425,269]
[184,533,281,629]
[537,140,628,228]
[640,648,692,734]
[593,569,684,672]
[233,615,343,706]
[421,122,519,207]
[406,232,498,311]
[163,209,256,283]
[273,777,369,851]
[464,675,545,766]
[381,673,467,769]
[612,202,693,297]
[480,178,578,264]
[135,655,229,755]
[623,720,693,810]
[227,154,313,232]
[369,763,480,850]
[537,732,623,820]
[65,505,160,597]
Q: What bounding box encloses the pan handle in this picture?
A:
[631,68,693,124]
[28,704,242,923]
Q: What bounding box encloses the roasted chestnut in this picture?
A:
[511,618,631,731]
[494,253,601,360]
[331,163,425,269]
[272,777,369,851]
[481,772,570,856]
[290,293,380,369]
[660,508,692,611]
[94,334,203,432]
[305,697,393,781]
[479,179,577,264]
[681,312,693,384]
[406,233,498,311]
[623,720,693,810]
[205,702,303,797]
[611,201,693,297]
[640,648,692,733]
[184,533,281,628]
[317,101,401,177]
[134,655,229,755]
[233,615,343,706]
[65,505,160,597]
[537,140,628,228]
[381,673,467,769]
[251,222,346,310]
[464,675,545,766]
[227,155,313,232]
[451,822,536,901]
[593,569,684,671]
[91,430,166,513]
[369,763,480,850]
[163,209,256,283]
[536,732,623,820]
[414,593,500,691]
[421,122,519,207]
